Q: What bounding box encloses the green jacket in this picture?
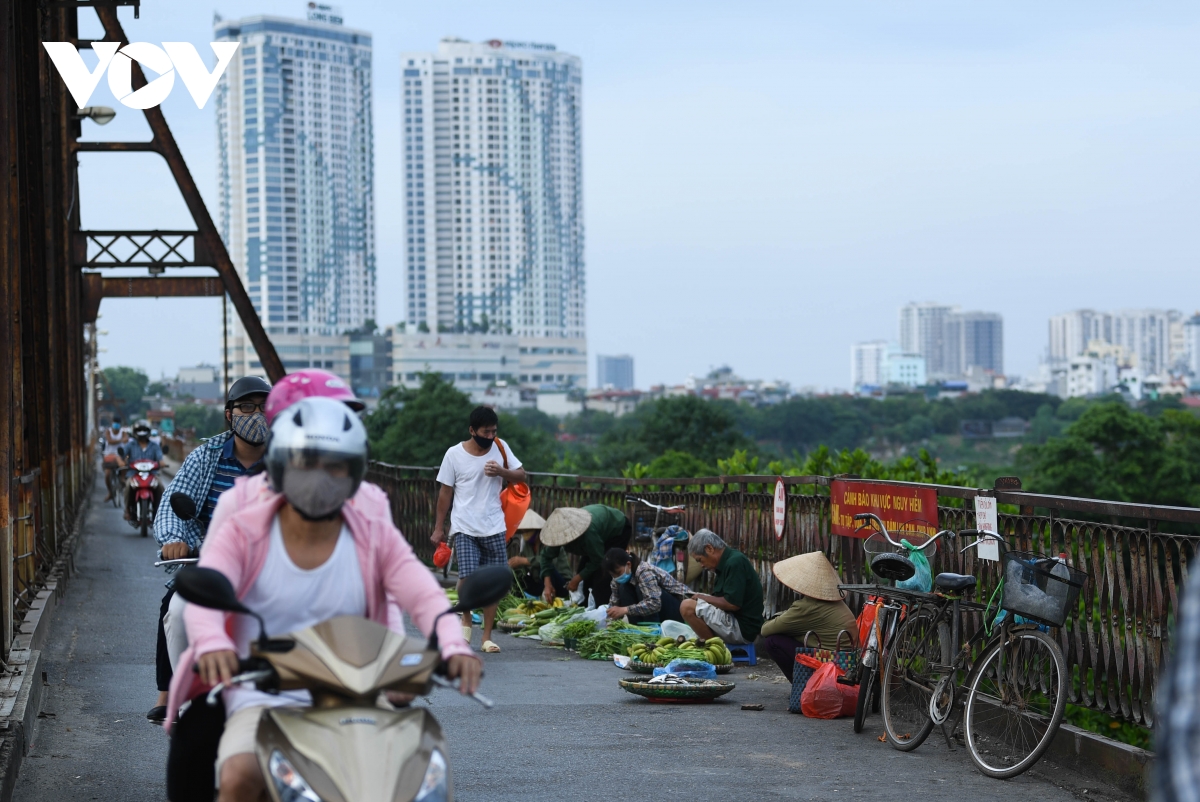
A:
[760,596,857,648]
[539,504,628,582]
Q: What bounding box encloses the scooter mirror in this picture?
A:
[169,493,198,521]
[450,565,514,614]
[175,567,251,615]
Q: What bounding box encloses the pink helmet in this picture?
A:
[264,369,365,424]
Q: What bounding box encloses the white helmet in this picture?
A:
[266,396,369,519]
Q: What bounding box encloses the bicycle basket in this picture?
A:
[1000,551,1087,627]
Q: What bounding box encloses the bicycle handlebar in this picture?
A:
[957,529,1009,557]
[625,495,685,513]
[853,512,955,551]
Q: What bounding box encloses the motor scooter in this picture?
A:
[122,453,162,537]
[170,561,509,802]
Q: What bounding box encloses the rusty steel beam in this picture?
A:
[92,7,284,382]
[73,230,209,269]
[74,140,157,152]
[81,273,226,322]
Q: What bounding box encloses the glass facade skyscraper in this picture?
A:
[214,14,374,379]
[400,38,585,388]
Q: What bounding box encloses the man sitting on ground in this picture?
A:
[679,529,763,645]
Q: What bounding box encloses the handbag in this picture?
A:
[788,630,858,713]
[494,438,531,542]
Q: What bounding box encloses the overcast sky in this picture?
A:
[81,2,1200,390]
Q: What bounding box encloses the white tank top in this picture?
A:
[224,515,366,716]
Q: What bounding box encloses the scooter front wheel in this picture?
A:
[139,499,150,537]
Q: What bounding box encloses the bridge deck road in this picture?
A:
[15,479,169,801]
[12,476,1137,801]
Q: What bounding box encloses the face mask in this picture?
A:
[231,411,268,445]
[616,568,633,584]
[472,434,494,450]
[282,468,355,520]
[111,423,120,431]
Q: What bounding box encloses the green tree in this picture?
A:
[102,366,149,421]
[173,404,227,439]
[1025,402,1200,507]
[644,450,713,478]
[598,396,753,469]
[367,374,475,466]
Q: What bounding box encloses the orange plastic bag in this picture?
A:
[798,655,858,719]
[495,439,531,542]
[433,541,453,569]
[857,598,881,647]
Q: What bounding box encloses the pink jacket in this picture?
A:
[165,491,472,732]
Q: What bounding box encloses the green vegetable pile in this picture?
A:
[561,620,598,639]
[516,607,579,637]
[577,624,658,661]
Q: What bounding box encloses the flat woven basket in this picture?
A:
[618,678,736,701]
[629,659,733,675]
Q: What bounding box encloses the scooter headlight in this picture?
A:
[415,749,449,802]
[268,750,323,802]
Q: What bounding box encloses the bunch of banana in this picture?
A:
[628,635,732,666]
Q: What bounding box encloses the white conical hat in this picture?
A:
[517,509,546,531]
[540,507,593,547]
[772,552,844,601]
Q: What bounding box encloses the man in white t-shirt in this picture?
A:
[432,406,525,653]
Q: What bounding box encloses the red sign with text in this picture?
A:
[830,480,939,538]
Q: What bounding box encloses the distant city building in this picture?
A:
[389,329,519,398]
[399,37,585,388]
[1185,313,1200,377]
[886,351,927,387]
[1048,308,1179,378]
[596,354,634,390]
[177,365,222,401]
[851,341,887,389]
[519,340,587,389]
[215,13,374,384]
[945,311,1003,375]
[349,328,393,401]
[586,389,643,417]
[899,302,957,377]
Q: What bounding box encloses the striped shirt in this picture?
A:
[201,436,264,525]
[610,562,693,619]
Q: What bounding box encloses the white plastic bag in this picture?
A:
[586,589,596,610]
[569,585,585,606]
[579,605,610,629]
[661,620,698,641]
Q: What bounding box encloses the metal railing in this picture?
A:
[366,462,1200,728]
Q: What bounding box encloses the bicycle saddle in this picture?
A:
[871,552,916,582]
[934,572,977,592]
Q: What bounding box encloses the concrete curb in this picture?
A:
[0,491,89,802]
[1045,721,1154,797]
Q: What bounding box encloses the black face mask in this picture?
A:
[472,434,494,450]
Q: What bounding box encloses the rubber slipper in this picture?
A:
[462,625,473,644]
[482,640,501,653]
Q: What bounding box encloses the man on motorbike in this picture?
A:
[123,420,164,522]
[169,397,478,801]
[149,376,272,723]
[101,417,129,502]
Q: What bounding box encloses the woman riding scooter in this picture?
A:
[166,397,479,801]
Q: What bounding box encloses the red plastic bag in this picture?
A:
[798,655,858,719]
[433,541,452,569]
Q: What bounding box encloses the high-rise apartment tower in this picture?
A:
[215,13,374,380]
[400,37,585,387]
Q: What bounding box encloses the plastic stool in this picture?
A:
[729,643,757,666]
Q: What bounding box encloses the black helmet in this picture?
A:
[226,376,272,408]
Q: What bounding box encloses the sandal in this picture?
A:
[482,640,501,653]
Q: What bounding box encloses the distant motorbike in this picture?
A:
[124,458,162,537]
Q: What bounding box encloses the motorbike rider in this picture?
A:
[167,396,478,801]
[149,376,272,723]
[158,370,375,676]
[123,420,164,522]
[101,417,129,501]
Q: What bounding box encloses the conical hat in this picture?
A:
[772,552,844,601]
[540,507,593,547]
[517,509,546,531]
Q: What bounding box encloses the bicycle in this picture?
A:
[879,530,1085,778]
[841,513,957,734]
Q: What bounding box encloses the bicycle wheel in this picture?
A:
[853,665,876,734]
[963,628,1067,779]
[880,609,949,751]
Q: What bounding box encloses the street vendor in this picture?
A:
[508,509,571,598]
[679,529,764,644]
[603,548,692,624]
[760,552,858,681]
[538,505,631,606]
